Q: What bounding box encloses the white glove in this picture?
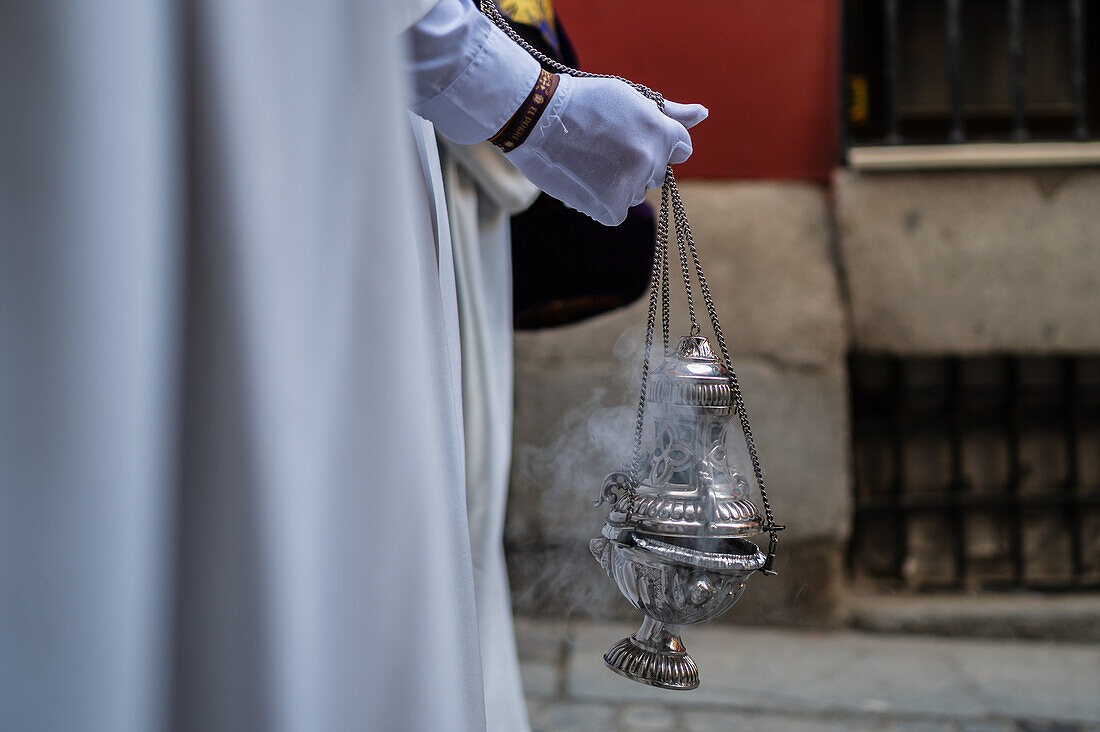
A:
[406,0,706,226]
[504,75,708,226]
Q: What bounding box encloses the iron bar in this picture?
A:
[856,409,1096,432]
[839,0,851,164]
[1008,0,1028,141]
[1068,0,1088,140]
[859,489,1100,512]
[891,358,908,582]
[884,0,902,143]
[1062,358,1084,581]
[852,355,1098,590]
[947,358,967,584]
[947,0,966,142]
[847,0,1093,149]
[1004,358,1024,584]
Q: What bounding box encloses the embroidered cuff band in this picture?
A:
[489,68,559,152]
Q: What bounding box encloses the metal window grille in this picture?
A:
[842,0,1099,151]
[849,355,1100,590]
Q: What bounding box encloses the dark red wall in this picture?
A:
[553,0,840,180]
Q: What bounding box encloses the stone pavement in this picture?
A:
[515,617,1100,732]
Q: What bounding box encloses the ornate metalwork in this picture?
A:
[649,424,693,488]
[590,534,765,690]
[588,337,777,689]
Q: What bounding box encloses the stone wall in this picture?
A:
[836,169,1100,354]
[505,169,1100,626]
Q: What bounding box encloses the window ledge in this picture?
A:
[848,142,1100,171]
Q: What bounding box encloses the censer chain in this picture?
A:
[667,174,783,570]
[481,1,781,572]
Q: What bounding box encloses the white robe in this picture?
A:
[440,140,539,732]
[0,1,485,730]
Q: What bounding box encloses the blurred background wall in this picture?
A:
[505,0,1100,634]
[551,0,841,180]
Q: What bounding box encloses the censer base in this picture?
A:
[602,618,699,691]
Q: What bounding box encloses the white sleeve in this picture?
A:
[405,0,541,144]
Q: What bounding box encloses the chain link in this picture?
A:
[659,184,671,356]
[670,168,700,337]
[480,1,665,111]
[480,0,781,571]
[627,201,666,484]
[667,174,781,571]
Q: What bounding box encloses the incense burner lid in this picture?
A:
[650,336,732,408]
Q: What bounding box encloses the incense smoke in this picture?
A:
[507,326,650,618]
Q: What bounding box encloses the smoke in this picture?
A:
[507,326,651,618]
[507,323,765,619]
[511,391,636,497]
[511,325,651,500]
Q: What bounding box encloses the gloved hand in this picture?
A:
[405,0,706,225]
[504,75,708,226]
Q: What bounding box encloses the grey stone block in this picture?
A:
[507,543,631,620]
[538,616,1100,728]
[617,705,679,731]
[836,169,1100,354]
[530,701,616,732]
[507,355,852,548]
[849,592,1100,642]
[566,622,990,717]
[958,721,1015,732]
[726,358,852,544]
[520,659,560,699]
[683,710,891,732]
[884,722,956,732]
[672,181,847,367]
[516,180,846,369]
[507,361,638,546]
[719,539,848,627]
[1015,723,1096,732]
[513,615,573,661]
[513,299,650,372]
[948,639,1100,723]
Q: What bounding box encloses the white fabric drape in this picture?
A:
[439,139,539,732]
[0,1,485,730]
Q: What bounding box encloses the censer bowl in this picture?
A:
[590,533,766,690]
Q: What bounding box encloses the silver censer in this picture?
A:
[590,181,784,691]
